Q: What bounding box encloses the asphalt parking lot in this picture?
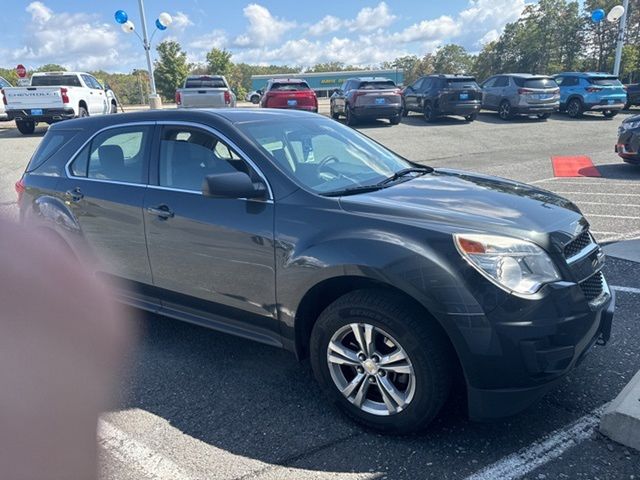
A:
[1,105,639,479]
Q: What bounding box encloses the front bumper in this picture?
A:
[7,108,76,123]
[441,102,482,116]
[615,129,640,163]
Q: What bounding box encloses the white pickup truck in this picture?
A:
[0,76,12,121]
[2,72,118,134]
[175,75,237,109]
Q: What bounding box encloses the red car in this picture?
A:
[260,78,318,112]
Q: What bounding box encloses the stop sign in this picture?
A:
[16,64,26,78]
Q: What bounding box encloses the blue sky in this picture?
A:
[0,1,530,72]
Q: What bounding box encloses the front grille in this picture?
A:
[579,271,604,302]
[564,229,593,259]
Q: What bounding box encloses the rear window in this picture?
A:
[358,80,396,90]
[588,77,622,86]
[271,82,310,91]
[446,78,479,89]
[31,75,82,87]
[26,129,79,172]
[184,77,227,88]
[513,77,558,89]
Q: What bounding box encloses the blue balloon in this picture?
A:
[114,10,128,24]
[155,18,167,31]
[591,9,605,22]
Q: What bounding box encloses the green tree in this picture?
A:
[35,63,67,72]
[206,48,233,76]
[154,40,190,101]
[432,45,473,74]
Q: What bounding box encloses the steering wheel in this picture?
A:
[317,155,341,176]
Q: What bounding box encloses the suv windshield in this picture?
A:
[31,75,82,87]
[271,82,310,91]
[446,78,479,89]
[237,117,416,194]
[513,77,558,89]
[589,77,622,86]
[359,81,396,90]
[185,77,226,88]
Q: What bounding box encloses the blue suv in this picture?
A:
[554,72,627,118]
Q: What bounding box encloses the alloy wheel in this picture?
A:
[567,99,581,118]
[326,323,416,416]
[499,102,511,120]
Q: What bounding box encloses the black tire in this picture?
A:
[537,113,551,120]
[423,103,437,122]
[401,100,409,117]
[16,120,35,135]
[330,103,340,120]
[251,95,260,104]
[310,289,453,434]
[566,98,583,118]
[498,100,513,120]
[464,113,477,122]
[624,102,631,111]
[110,101,117,114]
[603,110,618,118]
[345,105,357,126]
[389,115,401,125]
[78,106,89,118]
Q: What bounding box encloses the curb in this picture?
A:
[599,370,640,452]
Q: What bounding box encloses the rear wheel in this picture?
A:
[78,107,89,118]
[401,100,409,117]
[345,105,357,126]
[310,289,453,434]
[16,120,36,135]
[389,115,401,125]
[110,101,117,114]
[464,113,477,122]
[498,100,513,120]
[566,98,583,118]
[250,95,260,104]
[624,101,631,111]
[603,110,618,118]
[423,103,437,122]
[537,113,551,120]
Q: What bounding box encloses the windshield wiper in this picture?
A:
[377,166,433,186]
[323,184,388,197]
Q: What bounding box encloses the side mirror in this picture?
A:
[257,89,263,95]
[202,172,267,199]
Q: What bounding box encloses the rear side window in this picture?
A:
[271,82,310,91]
[69,126,151,184]
[589,77,622,86]
[359,80,396,90]
[185,77,227,88]
[492,76,509,88]
[26,129,79,172]
[31,75,82,87]
[446,78,480,89]
[558,76,578,86]
[513,77,558,89]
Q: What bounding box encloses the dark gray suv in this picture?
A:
[481,74,560,120]
[18,109,614,434]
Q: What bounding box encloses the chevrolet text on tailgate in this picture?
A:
[2,72,118,135]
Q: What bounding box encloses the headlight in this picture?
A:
[453,234,560,295]
[621,120,640,131]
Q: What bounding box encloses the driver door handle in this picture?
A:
[146,205,174,219]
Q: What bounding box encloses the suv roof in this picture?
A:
[349,77,393,82]
[426,74,474,79]
[187,74,225,79]
[268,78,306,83]
[556,72,617,78]
[500,73,553,78]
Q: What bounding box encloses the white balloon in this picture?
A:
[121,20,135,33]
[158,12,172,27]
[607,5,625,22]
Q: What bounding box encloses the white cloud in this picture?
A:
[26,1,52,23]
[171,12,193,32]
[309,15,342,36]
[348,2,396,32]
[233,4,295,47]
[391,16,460,43]
[189,29,228,51]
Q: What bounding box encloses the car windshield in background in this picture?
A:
[589,77,622,86]
[31,75,82,87]
[446,78,479,89]
[185,78,226,88]
[237,117,413,194]
[271,82,310,91]
[514,77,558,89]
[360,81,396,90]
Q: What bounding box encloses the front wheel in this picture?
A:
[77,107,89,118]
[465,113,478,122]
[498,100,513,120]
[110,102,117,114]
[389,115,401,125]
[16,120,36,135]
[401,101,409,117]
[251,95,260,104]
[603,110,618,118]
[310,289,453,434]
[330,103,340,120]
[537,113,551,120]
[423,103,437,122]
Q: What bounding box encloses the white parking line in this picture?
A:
[553,192,640,196]
[580,202,639,208]
[98,419,194,480]
[530,177,558,184]
[548,181,640,187]
[464,405,607,480]
[583,214,640,220]
[612,285,640,294]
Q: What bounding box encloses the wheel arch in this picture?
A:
[78,99,88,112]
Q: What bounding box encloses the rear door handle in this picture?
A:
[146,205,174,219]
[65,187,84,202]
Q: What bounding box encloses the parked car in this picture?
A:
[175,75,236,109]
[554,72,627,118]
[481,74,559,120]
[0,76,12,121]
[402,74,482,122]
[615,114,640,164]
[624,83,640,110]
[2,71,118,134]
[260,78,318,112]
[245,89,263,104]
[329,77,402,125]
[18,109,614,434]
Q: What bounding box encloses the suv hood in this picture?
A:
[338,169,586,249]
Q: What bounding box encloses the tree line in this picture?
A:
[1,0,638,104]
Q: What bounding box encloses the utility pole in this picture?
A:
[137,0,162,108]
[613,0,630,77]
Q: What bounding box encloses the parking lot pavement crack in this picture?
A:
[230,431,365,480]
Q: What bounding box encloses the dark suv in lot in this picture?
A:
[402,74,482,122]
[624,83,640,110]
[18,109,614,434]
[330,77,402,125]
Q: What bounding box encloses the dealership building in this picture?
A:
[250,69,405,97]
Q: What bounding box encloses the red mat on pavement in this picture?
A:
[551,155,601,177]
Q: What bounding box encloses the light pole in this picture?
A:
[114,4,172,109]
[613,0,629,77]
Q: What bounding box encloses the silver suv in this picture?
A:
[481,74,560,120]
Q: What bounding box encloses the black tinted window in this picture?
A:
[270,82,310,91]
[513,77,558,89]
[31,75,82,87]
[558,76,578,86]
[446,78,480,89]
[159,126,250,191]
[589,77,622,86]
[27,129,78,172]
[492,76,509,88]
[359,80,396,90]
[185,77,226,88]
[412,79,424,90]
